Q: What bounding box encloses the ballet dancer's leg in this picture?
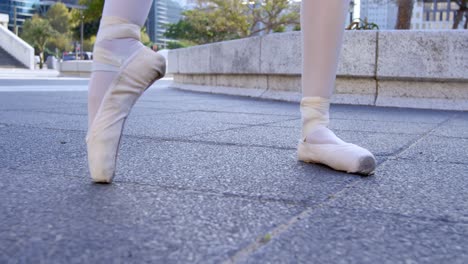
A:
[298,0,376,175]
[88,0,154,127]
[87,0,165,183]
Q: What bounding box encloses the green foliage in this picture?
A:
[140,27,152,47]
[71,19,100,40]
[77,0,104,23]
[45,2,71,34]
[166,40,196,49]
[164,0,300,45]
[21,15,57,68]
[70,0,103,39]
[45,3,74,56]
[250,0,300,35]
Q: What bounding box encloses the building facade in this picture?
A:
[146,0,183,48]
[0,0,83,32]
[38,0,83,14]
[359,0,399,29]
[359,0,466,30]
[411,0,466,29]
[0,0,40,32]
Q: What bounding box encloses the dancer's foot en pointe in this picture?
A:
[86,17,166,183]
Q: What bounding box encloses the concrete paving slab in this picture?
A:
[0,168,305,264]
[331,105,454,124]
[399,135,468,164]
[267,118,438,135]
[0,125,360,204]
[0,110,87,131]
[243,207,468,264]
[327,160,468,222]
[106,138,363,204]
[191,125,421,156]
[0,125,87,173]
[430,113,468,138]
[1,83,466,263]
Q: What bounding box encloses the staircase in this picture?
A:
[0,46,27,68]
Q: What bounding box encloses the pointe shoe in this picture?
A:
[297,97,376,175]
[86,17,166,183]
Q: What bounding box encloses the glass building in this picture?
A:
[146,0,183,48]
[0,0,40,32]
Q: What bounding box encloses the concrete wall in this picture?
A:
[0,26,34,70]
[0,14,8,28]
[168,30,468,111]
[59,61,93,77]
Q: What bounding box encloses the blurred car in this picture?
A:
[62,52,93,61]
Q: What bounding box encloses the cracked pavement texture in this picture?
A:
[0,81,467,263]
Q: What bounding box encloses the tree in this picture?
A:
[21,15,57,69]
[165,0,300,45]
[45,3,73,56]
[77,0,104,23]
[165,1,250,44]
[250,0,300,35]
[395,0,414,29]
[45,3,71,34]
[70,0,104,39]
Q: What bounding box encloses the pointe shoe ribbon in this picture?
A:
[86,17,166,183]
[298,97,376,175]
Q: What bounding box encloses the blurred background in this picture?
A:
[0,0,466,69]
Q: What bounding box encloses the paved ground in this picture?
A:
[0,79,467,263]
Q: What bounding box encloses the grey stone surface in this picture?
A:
[431,114,468,138]
[377,30,468,81]
[178,44,212,74]
[0,168,304,264]
[243,207,468,264]
[190,125,420,156]
[399,135,468,164]
[325,160,468,221]
[260,32,302,75]
[167,49,179,74]
[268,117,438,135]
[1,82,467,263]
[168,31,468,111]
[337,30,377,77]
[211,37,262,74]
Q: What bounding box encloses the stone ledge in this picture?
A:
[172,74,468,111]
[168,30,468,111]
[59,61,92,77]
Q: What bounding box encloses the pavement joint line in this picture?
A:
[3,120,465,156]
[389,157,468,166]
[328,205,468,226]
[4,166,310,208]
[373,30,380,106]
[267,116,455,125]
[265,125,437,136]
[189,109,299,117]
[137,104,300,118]
[1,109,88,117]
[7,120,462,154]
[391,113,460,159]
[223,114,459,263]
[0,122,299,151]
